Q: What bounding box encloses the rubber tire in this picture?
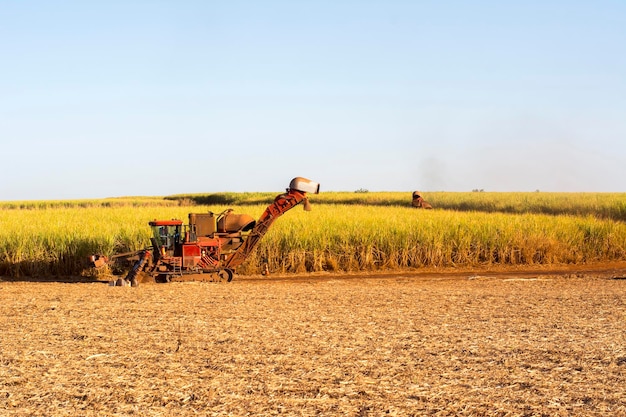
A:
[218,269,234,282]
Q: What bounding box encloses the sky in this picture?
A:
[1,1,625,200]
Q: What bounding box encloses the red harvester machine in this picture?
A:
[91,177,320,286]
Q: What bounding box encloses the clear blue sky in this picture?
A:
[2,1,625,200]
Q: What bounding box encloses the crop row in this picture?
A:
[4,191,626,221]
[166,191,626,221]
[1,194,625,278]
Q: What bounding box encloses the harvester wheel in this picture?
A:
[217,269,234,282]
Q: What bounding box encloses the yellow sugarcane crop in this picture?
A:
[1,192,625,278]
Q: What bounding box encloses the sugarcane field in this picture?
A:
[2,188,626,416]
[6,2,626,415]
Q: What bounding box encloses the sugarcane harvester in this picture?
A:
[91,177,320,286]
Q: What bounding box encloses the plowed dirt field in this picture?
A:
[2,265,626,416]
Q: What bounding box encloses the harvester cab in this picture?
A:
[149,220,183,257]
[92,177,320,286]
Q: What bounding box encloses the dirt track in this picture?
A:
[2,264,626,416]
[237,261,626,283]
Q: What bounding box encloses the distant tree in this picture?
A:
[354,188,369,193]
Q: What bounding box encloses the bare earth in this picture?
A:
[2,264,626,416]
